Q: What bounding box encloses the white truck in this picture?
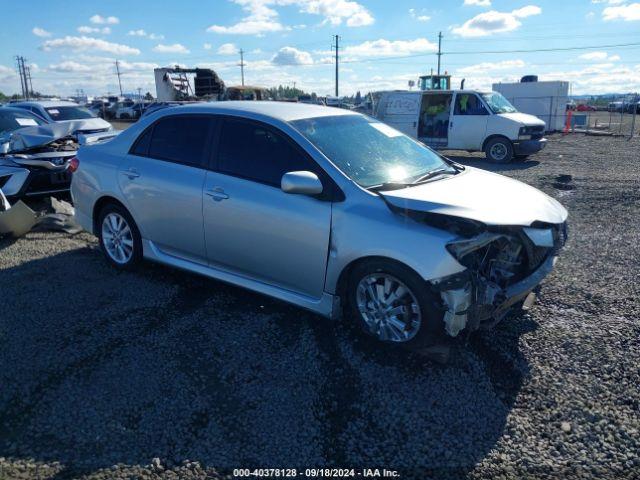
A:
[372,89,547,163]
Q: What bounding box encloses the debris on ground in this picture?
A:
[0,192,80,238]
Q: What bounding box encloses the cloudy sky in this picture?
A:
[1,0,639,97]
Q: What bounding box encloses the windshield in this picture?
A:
[0,110,47,135]
[291,115,453,188]
[45,106,96,121]
[481,92,517,114]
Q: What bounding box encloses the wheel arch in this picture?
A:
[334,255,433,300]
[482,133,512,152]
[92,195,130,235]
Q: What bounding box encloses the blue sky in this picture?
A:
[1,0,639,97]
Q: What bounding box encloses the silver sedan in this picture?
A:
[71,102,567,349]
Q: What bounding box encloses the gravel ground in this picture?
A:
[0,133,638,479]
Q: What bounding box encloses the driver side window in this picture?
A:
[217,118,318,187]
[454,94,488,116]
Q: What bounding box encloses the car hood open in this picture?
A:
[379,166,567,226]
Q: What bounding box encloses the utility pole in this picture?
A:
[239,49,245,86]
[137,87,142,102]
[332,34,340,97]
[436,31,443,76]
[115,60,123,96]
[15,56,28,99]
[26,65,33,98]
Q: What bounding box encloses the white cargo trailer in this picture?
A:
[492,80,569,132]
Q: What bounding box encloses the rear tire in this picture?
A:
[346,259,445,351]
[484,137,514,163]
[97,203,142,270]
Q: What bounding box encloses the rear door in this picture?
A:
[118,114,214,264]
[376,92,420,137]
[448,93,489,150]
[203,117,332,298]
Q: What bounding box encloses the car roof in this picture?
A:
[169,101,358,122]
[11,100,80,108]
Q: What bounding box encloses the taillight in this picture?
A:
[67,156,79,173]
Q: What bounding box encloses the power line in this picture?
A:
[340,42,640,65]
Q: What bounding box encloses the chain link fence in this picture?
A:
[507,94,639,138]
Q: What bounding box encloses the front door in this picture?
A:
[447,93,489,150]
[203,118,332,298]
[118,115,214,264]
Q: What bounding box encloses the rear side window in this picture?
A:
[147,116,212,167]
[131,127,152,156]
[217,118,315,186]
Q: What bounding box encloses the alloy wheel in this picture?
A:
[101,212,134,264]
[356,273,422,342]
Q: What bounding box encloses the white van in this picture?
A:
[372,90,546,163]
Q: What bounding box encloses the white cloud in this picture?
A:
[338,38,438,57]
[579,51,608,60]
[217,43,238,55]
[301,0,374,26]
[47,61,94,73]
[90,15,119,25]
[579,51,621,61]
[127,29,165,40]
[0,65,18,78]
[207,0,285,35]
[602,3,640,21]
[41,36,140,55]
[464,0,491,6]
[153,43,190,54]
[32,27,51,37]
[207,0,373,35]
[409,8,430,21]
[78,26,111,34]
[457,59,525,74]
[204,43,213,50]
[272,46,314,65]
[452,5,542,37]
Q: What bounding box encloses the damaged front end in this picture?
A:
[429,216,568,337]
[0,122,118,201]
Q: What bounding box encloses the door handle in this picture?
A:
[205,187,229,201]
[120,168,140,179]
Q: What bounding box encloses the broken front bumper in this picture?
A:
[432,254,557,337]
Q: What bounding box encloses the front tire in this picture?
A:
[484,137,514,163]
[97,203,142,270]
[346,259,445,350]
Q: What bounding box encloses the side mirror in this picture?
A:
[281,171,323,196]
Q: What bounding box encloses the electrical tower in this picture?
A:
[332,35,340,97]
[15,56,30,99]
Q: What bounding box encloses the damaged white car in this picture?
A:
[72,102,567,349]
[0,120,117,202]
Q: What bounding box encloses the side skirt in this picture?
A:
[142,239,338,319]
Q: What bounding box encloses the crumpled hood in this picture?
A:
[498,112,546,127]
[379,166,567,226]
[6,120,110,153]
